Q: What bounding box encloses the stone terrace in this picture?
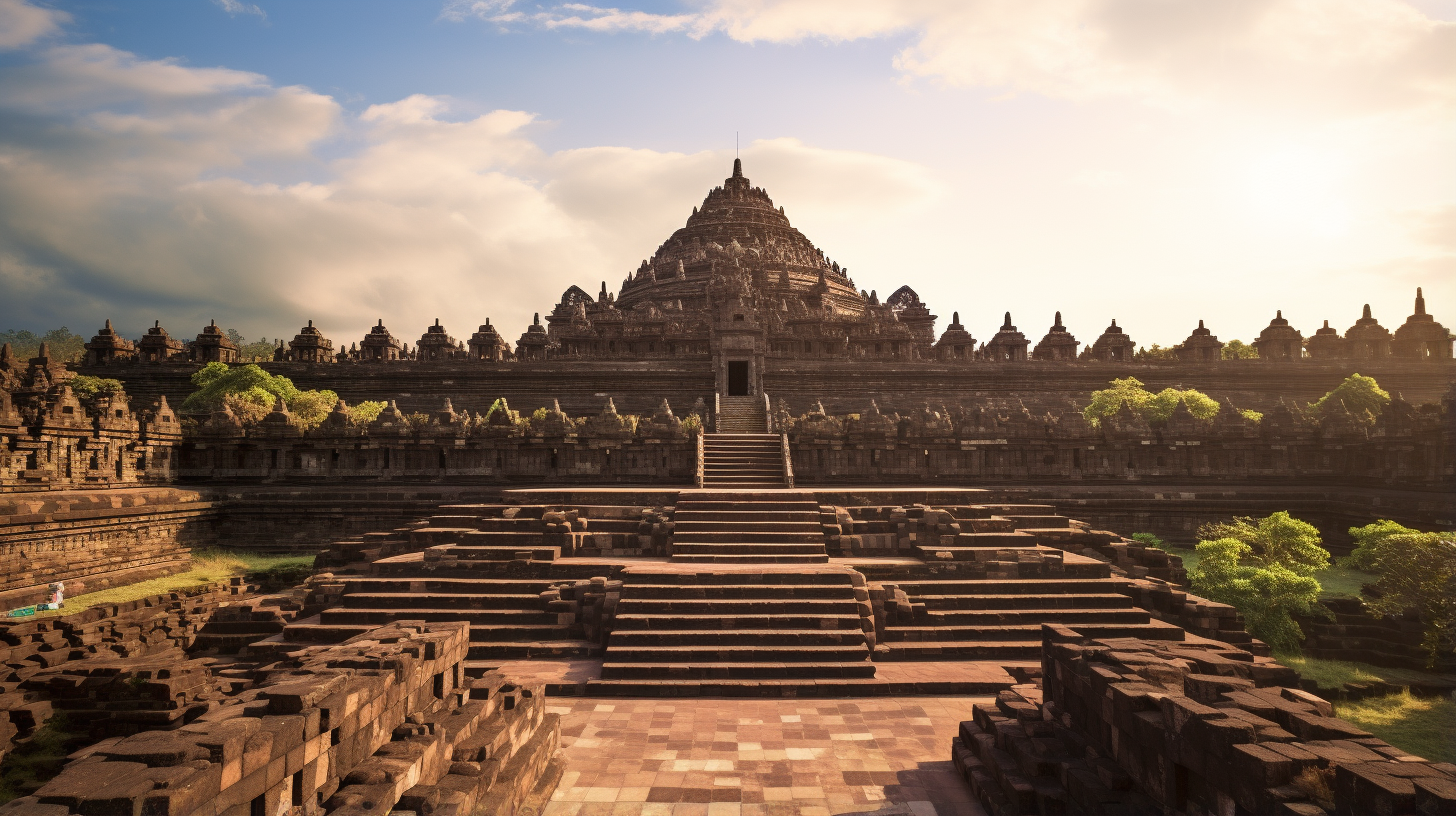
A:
[269,486,1212,698]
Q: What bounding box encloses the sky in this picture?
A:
[0,0,1452,350]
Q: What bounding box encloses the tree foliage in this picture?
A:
[181,363,339,431]
[1134,344,1179,361]
[1130,532,1166,550]
[1221,339,1258,360]
[1197,512,1330,577]
[1308,374,1389,426]
[1189,537,1323,652]
[1082,377,1222,427]
[1343,519,1418,572]
[0,327,87,363]
[1344,521,1456,667]
[66,375,126,411]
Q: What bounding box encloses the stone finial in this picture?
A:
[210,319,216,327]
[378,319,384,327]
[953,311,959,323]
[533,313,540,326]
[1003,312,1013,329]
[1415,286,1426,315]
[37,342,49,358]
[1053,311,1064,329]
[308,319,313,327]
[1363,304,1372,319]
[1199,319,1205,328]
[104,319,112,330]
[154,320,160,328]
[0,343,10,363]
[732,157,743,178]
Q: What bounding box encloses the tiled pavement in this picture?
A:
[541,697,991,816]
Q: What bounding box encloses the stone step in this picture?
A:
[467,640,598,660]
[621,569,855,585]
[582,678,887,696]
[876,641,1041,661]
[671,553,830,563]
[700,480,787,489]
[921,608,1150,626]
[280,621,378,642]
[673,531,824,543]
[674,510,819,522]
[340,577,562,593]
[614,613,865,630]
[620,584,855,599]
[884,619,1184,643]
[336,592,544,609]
[607,629,867,647]
[948,532,1039,547]
[671,543,828,557]
[615,598,861,615]
[892,578,1128,595]
[599,661,875,680]
[428,544,562,561]
[601,644,870,662]
[320,608,558,625]
[916,592,1137,610]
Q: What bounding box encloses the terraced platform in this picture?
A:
[268,485,1196,696]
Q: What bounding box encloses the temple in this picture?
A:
[0,160,1453,816]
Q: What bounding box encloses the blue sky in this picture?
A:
[0,0,1453,351]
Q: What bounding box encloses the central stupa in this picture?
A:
[614,159,868,315]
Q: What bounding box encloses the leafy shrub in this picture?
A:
[1129,532,1165,549]
[1083,377,1222,427]
[181,363,339,430]
[1309,373,1389,425]
[1352,525,1456,667]
[1221,339,1258,359]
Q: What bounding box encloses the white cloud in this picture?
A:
[214,0,266,18]
[0,38,937,345]
[449,0,1456,116]
[0,0,66,48]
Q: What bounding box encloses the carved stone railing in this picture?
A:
[763,391,772,433]
[780,432,794,488]
[695,429,705,489]
[712,392,720,434]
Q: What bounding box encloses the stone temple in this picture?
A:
[0,161,1453,816]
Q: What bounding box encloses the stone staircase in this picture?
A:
[701,434,784,488]
[671,491,827,563]
[593,564,875,693]
[716,395,767,432]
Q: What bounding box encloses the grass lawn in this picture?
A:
[1272,652,1445,690]
[1336,691,1456,763]
[25,550,313,618]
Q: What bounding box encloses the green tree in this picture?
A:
[1343,519,1417,572]
[1197,512,1330,576]
[180,363,339,431]
[1134,344,1179,361]
[1308,373,1389,425]
[1221,339,1258,360]
[0,327,86,362]
[1359,530,1456,667]
[67,375,125,409]
[1190,537,1323,652]
[1083,377,1222,427]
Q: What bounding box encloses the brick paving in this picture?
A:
[542,697,990,816]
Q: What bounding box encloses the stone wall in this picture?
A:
[952,627,1456,815]
[2,620,563,816]
[0,488,216,608]
[79,356,1456,418]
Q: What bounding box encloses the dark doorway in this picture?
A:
[727,361,749,395]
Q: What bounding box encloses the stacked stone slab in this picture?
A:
[4,622,563,816]
[701,435,785,488]
[951,626,1456,816]
[594,563,876,694]
[671,491,826,562]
